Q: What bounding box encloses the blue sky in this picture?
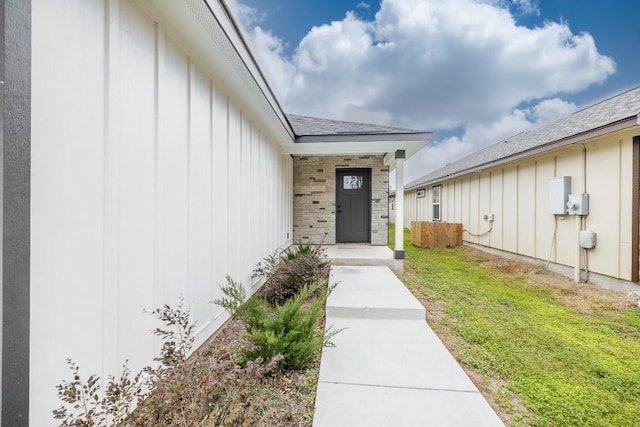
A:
[229,0,640,184]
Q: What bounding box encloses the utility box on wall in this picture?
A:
[549,176,571,215]
[567,193,589,216]
[579,230,596,249]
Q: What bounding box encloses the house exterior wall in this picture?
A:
[293,155,389,245]
[402,129,637,282]
[30,1,293,424]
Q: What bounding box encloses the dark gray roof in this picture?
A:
[406,86,640,190]
[287,114,431,142]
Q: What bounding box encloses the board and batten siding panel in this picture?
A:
[211,83,229,323]
[453,179,463,223]
[117,0,157,367]
[30,1,293,425]
[466,176,480,244]
[227,104,242,279]
[478,173,491,247]
[239,113,252,281]
[535,158,556,261]
[502,166,519,253]
[31,0,107,419]
[260,132,269,257]
[618,136,633,280]
[461,178,471,241]
[489,170,503,249]
[189,64,214,329]
[403,190,413,227]
[585,138,622,278]
[444,182,454,221]
[159,33,190,307]
[418,188,429,221]
[517,163,536,257]
[555,149,583,267]
[250,124,261,271]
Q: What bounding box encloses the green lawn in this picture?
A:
[390,225,640,426]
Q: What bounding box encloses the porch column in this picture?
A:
[394,150,405,259]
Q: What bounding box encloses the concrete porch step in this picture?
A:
[323,245,404,273]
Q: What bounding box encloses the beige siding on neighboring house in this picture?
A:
[403,130,636,282]
[489,171,503,249]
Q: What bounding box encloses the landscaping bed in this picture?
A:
[54,243,329,427]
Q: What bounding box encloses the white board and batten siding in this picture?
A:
[403,131,636,282]
[31,1,293,423]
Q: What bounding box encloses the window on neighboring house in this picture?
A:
[432,185,441,221]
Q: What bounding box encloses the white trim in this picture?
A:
[103,0,121,379]
[395,153,405,255]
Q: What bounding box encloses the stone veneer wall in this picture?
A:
[293,155,389,245]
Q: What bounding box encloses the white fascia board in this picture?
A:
[144,0,294,144]
[281,137,431,169]
[280,139,428,158]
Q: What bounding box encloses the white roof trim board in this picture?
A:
[406,86,640,191]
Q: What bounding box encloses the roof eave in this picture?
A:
[280,132,433,168]
[406,115,640,191]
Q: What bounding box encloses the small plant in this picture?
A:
[54,297,279,427]
[53,360,143,427]
[253,243,330,305]
[283,239,314,260]
[216,276,336,371]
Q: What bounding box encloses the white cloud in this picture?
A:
[235,0,614,183]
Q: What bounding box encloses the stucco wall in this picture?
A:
[403,130,637,282]
[293,155,389,245]
[30,1,293,424]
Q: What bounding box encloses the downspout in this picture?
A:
[574,144,587,282]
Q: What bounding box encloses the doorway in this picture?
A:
[336,169,371,243]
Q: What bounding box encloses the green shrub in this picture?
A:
[217,277,335,371]
[253,242,330,305]
[283,239,314,260]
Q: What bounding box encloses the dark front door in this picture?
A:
[336,169,371,243]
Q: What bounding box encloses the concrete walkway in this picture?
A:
[313,265,505,427]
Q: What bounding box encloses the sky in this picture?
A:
[226,0,640,186]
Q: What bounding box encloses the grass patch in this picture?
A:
[390,224,640,426]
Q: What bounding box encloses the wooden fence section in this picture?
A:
[411,222,463,248]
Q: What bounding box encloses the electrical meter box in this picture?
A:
[579,230,596,249]
[567,193,589,215]
[549,176,571,215]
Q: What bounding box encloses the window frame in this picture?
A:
[432,185,441,221]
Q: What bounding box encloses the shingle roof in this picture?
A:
[405,86,640,190]
[287,114,428,138]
